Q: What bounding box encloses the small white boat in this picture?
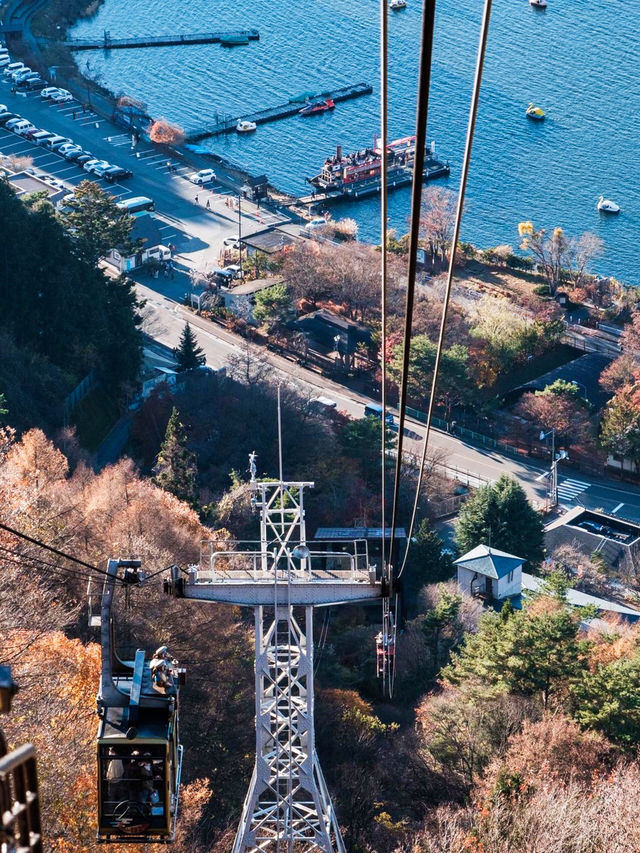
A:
[236,120,257,133]
[390,0,407,9]
[530,0,547,7]
[597,195,620,214]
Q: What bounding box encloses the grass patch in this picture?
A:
[72,386,121,451]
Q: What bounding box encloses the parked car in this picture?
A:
[3,62,26,77]
[102,165,133,183]
[25,78,48,92]
[13,121,36,136]
[223,264,245,280]
[11,68,33,83]
[44,135,71,150]
[83,159,110,174]
[0,57,12,69]
[91,162,114,178]
[0,112,19,126]
[4,117,25,131]
[15,73,41,88]
[223,237,245,248]
[49,88,73,103]
[29,130,54,144]
[303,216,329,233]
[40,87,62,100]
[25,126,45,140]
[74,152,95,166]
[189,168,216,185]
[58,142,81,157]
[0,104,6,113]
[61,145,84,160]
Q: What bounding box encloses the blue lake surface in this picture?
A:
[72,0,639,283]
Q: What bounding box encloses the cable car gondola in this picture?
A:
[93,559,183,844]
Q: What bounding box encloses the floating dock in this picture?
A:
[57,29,260,50]
[297,158,451,206]
[185,82,373,142]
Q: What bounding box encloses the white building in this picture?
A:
[455,544,524,601]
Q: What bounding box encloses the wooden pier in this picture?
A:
[56,29,260,50]
[186,82,373,142]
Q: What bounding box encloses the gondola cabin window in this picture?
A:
[98,742,169,838]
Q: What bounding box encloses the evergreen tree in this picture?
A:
[443,589,584,710]
[174,323,206,372]
[253,283,292,330]
[572,655,640,746]
[61,180,136,264]
[421,585,462,675]
[455,475,544,569]
[153,407,197,505]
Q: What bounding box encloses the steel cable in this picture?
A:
[388,0,438,571]
[380,0,390,579]
[397,0,494,578]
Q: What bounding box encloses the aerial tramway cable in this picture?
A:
[387,0,438,567]
[392,0,495,579]
[380,0,390,581]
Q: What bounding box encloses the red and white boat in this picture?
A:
[299,98,335,117]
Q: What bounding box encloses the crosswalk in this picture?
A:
[557,478,590,503]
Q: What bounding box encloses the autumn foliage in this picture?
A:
[148,119,186,146]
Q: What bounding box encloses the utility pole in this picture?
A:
[238,192,243,268]
[166,449,381,851]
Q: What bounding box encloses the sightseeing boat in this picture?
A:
[307,136,450,199]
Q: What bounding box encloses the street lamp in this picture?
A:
[539,428,569,508]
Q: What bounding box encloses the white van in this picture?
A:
[116,196,155,213]
[3,62,25,77]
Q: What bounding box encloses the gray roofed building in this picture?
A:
[455,545,524,601]
[520,572,640,622]
[544,506,640,572]
[506,352,612,409]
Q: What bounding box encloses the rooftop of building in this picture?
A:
[454,544,524,579]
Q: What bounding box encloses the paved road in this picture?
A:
[3,72,640,523]
[135,278,640,522]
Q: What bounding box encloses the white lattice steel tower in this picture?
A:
[167,457,381,852]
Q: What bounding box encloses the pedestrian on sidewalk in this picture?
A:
[205,198,211,210]
[195,194,199,204]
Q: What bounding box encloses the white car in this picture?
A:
[44,135,71,150]
[90,162,113,178]
[11,68,32,82]
[4,117,24,131]
[304,217,329,232]
[61,145,83,160]
[14,121,36,136]
[3,62,26,77]
[0,104,6,113]
[58,142,80,156]
[223,237,244,248]
[83,159,110,174]
[40,87,62,100]
[49,88,73,103]
[189,168,216,185]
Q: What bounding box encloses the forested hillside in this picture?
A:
[3,424,640,851]
[0,180,141,431]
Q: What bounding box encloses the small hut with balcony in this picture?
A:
[454,544,524,602]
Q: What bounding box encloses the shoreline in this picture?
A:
[4,0,637,291]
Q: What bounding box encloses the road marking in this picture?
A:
[611,502,625,514]
[557,478,591,502]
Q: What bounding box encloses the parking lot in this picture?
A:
[0,70,287,267]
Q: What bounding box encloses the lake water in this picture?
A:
[72,0,640,283]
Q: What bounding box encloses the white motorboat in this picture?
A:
[236,120,257,133]
[390,0,407,9]
[597,195,620,214]
[530,0,547,8]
